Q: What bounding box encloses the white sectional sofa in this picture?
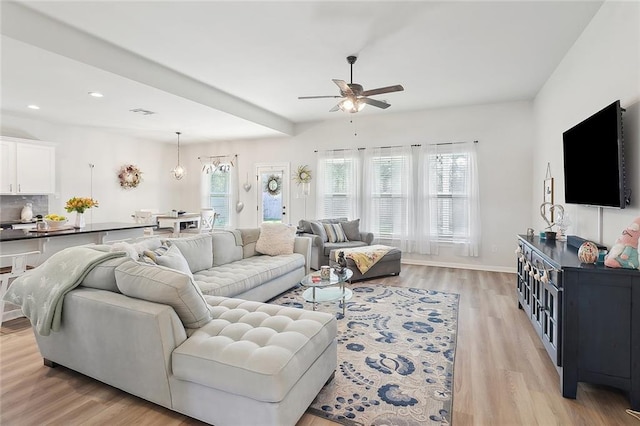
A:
[7,227,337,426]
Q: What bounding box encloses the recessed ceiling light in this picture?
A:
[27,105,40,110]
[88,92,103,98]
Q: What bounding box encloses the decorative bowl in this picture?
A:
[45,218,68,229]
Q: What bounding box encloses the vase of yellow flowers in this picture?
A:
[65,197,99,228]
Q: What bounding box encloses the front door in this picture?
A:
[256,163,290,225]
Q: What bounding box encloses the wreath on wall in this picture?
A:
[265,174,282,196]
[293,165,312,184]
[118,164,142,189]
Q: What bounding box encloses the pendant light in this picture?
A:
[171,131,185,180]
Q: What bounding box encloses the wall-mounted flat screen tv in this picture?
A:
[562,100,628,209]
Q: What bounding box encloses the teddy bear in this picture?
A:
[604,217,640,269]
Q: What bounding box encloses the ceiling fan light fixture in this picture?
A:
[339,97,366,113]
[171,131,186,180]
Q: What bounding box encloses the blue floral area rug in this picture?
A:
[270,283,459,426]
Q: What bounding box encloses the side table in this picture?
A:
[300,268,353,316]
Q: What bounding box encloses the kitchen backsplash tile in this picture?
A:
[0,195,49,222]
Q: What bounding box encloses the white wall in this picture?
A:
[1,114,179,223]
[182,100,535,271]
[533,0,640,247]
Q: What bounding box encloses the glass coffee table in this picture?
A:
[300,268,353,316]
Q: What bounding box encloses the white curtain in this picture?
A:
[315,149,360,220]
[421,141,480,256]
[362,145,414,250]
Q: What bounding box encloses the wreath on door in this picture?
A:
[265,174,282,196]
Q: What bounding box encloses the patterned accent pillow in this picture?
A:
[323,223,348,243]
[143,244,169,263]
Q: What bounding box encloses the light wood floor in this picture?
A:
[1,265,637,425]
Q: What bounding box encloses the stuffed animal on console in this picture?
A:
[604,217,640,269]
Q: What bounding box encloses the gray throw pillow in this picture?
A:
[341,219,361,241]
[155,245,194,279]
[164,234,213,273]
[309,220,328,242]
[298,220,313,233]
[239,228,261,258]
[115,260,212,329]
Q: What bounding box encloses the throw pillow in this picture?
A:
[323,223,348,243]
[115,260,212,329]
[255,222,296,256]
[341,219,361,241]
[142,244,169,263]
[239,228,261,258]
[309,220,328,242]
[154,245,194,279]
[164,234,213,273]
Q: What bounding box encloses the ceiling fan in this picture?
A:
[298,55,404,113]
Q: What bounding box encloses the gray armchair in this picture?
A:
[298,218,374,270]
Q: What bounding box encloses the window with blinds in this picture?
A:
[371,155,405,239]
[429,152,470,243]
[320,158,354,218]
[207,171,230,227]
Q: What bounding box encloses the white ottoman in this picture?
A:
[170,296,337,426]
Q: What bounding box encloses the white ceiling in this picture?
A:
[1,1,603,144]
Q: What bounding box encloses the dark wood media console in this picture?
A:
[516,235,639,410]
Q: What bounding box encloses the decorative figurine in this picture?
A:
[334,251,347,276]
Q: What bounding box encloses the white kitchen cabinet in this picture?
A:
[0,136,56,195]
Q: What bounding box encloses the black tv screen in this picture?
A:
[562,100,627,208]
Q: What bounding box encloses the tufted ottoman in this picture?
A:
[330,245,402,282]
[170,296,337,426]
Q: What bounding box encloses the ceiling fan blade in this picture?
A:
[361,84,404,97]
[332,79,353,96]
[329,103,341,112]
[298,95,342,99]
[361,97,391,109]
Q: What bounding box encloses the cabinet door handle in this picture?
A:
[9,183,12,192]
[18,184,21,192]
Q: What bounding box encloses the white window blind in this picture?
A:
[207,171,230,227]
[321,159,351,218]
[370,155,405,239]
[428,151,470,243]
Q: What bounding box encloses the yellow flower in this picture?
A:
[65,197,99,214]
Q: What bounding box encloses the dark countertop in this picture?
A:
[0,222,153,242]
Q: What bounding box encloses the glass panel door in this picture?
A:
[256,163,290,225]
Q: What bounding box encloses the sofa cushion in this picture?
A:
[239,228,261,258]
[341,218,361,241]
[193,254,305,297]
[323,223,348,243]
[81,256,131,292]
[154,245,194,279]
[173,296,336,403]
[212,230,243,266]
[255,223,296,256]
[115,260,212,329]
[164,234,213,273]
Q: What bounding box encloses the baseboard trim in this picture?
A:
[401,259,516,274]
